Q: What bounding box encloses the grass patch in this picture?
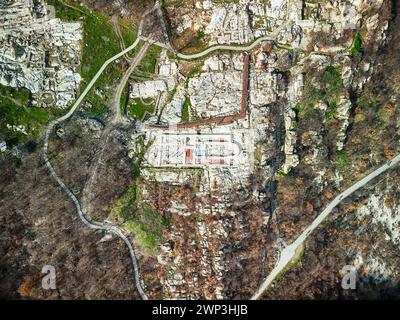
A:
[0,85,63,146]
[186,66,202,78]
[137,45,163,74]
[123,206,168,251]
[336,149,348,172]
[119,18,138,49]
[321,65,342,94]
[120,83,129,115]
[181,96,191,122]
[326,96,340,120]
[47,0,84,20]
[277,169,296,178]
[114,136,168,253]
[128,97,155,120]
[184,66,202,88]
[0,84,30,105]
[301,65,343,120]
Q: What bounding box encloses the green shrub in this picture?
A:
[127,98,154,120]
[0,85,62,146]
[124,207,168,251]
[350,32,363,58]
[336,150,348,172]
[302,65,343,120]
[137,45,163,74]
[196,28,205,40]
[181,97,190,122]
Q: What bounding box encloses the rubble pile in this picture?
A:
[0,0,82,108]
[188,55,243,118]
[204,0,253,45]
[151,170,246,299]
[249,0,293,37]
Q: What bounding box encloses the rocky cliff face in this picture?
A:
[263,0,400,299]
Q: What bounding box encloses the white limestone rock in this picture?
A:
[0,0,82,109]
[0,141,6,153]
[130,80,169,99]
[188,70,242,118]
[336,97,352,151]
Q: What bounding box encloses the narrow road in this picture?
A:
[177,35,281,60]
[49,37,141,125]
[148,24,289,60]
[112,42,150,124]
[251,154,400,300]
[111,15,133,63]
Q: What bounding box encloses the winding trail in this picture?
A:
[111,42,150,124]
[111,15,133,63]
[149,24,289,60]
[43,67,149,301]
[42,6,153,300]
[251,154,400,300]
[177,34,282,60]
[80,42,151,231]
[43,132,148,299]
